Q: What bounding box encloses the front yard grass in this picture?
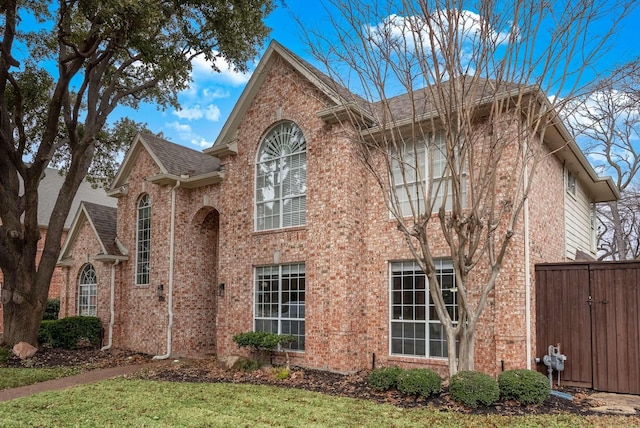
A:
[0,378,636,427]
[0,367,81,390]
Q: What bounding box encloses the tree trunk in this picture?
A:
[1,268,47,347]
[609,201,628,260]
[457,328,476,372]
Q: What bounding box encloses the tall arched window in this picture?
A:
[136,193,151,285]
[78,264,97,316]
[256,121,307,231]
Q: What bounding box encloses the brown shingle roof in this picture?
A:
[82,202,120,256]
[140,133,221,177]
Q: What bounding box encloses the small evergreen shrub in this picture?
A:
[38,316,102,349]
[232,331,295,351]
[0,346,9,364]
[43,298,60,321]
[449,371,500,408]
[499,369,550,405]
[396,368,442,398]
[368,366,403,391]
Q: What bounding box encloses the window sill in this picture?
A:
[252,225,307,236]
[387,355,449,366]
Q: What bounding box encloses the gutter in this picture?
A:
[153,180,181,360]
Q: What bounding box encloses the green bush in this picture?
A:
[498,369,550,405]
[0,346,9,364]
[396,368,442,398]
[449,371,500,408]
[38,316,102,349]
[368,366,403,391]
[42,298,60,321]
[232,331,296,351]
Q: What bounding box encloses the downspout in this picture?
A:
[153,180,180,360]
[101,259,120,352]
[524,145,532,370]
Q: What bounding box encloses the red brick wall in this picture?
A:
[58,220,112,341]
[56,54,570,375]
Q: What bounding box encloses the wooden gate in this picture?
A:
[536,262,640,394]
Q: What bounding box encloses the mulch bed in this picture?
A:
[2,347,599,416]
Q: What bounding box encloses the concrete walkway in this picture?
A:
[0,363,155,402]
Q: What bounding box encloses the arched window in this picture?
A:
[255,121,307,231]
[78,264,97,316]
[136,194,151,285]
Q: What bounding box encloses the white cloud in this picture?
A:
[191,51,253,87]
[203,88,230,100]
[366,10,513,76]
[173,106,205,120]
[172,104,222,122]
[165,121,216,150]
[204,104,221,122]
[191,137,215,148]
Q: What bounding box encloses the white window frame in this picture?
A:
[391,133,466,217]
[567,170,577,196]
[135,193,151,285]
[254,263,306,351]
[78,263,97,316]
[389,259,458,359]
[255,121,307,231]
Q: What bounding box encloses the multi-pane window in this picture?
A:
[78,264,97,316]
[254,264,305,351]
[390,260,458,358]
[256,121,307,231]
[391,134,466,216]
[136,194,151,285]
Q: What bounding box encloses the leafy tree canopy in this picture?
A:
[0,0,274,347]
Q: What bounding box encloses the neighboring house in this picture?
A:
[0,168,116,332]
[57,41,618,375]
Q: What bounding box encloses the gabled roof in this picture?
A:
[109,133,223,196]
[57,201,127,265]
[204,40,375,156]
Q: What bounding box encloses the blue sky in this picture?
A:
[111,1,640,152]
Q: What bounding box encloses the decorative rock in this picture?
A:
[223,355,241,369]
[12,342,38,359]
[590,405,636,415]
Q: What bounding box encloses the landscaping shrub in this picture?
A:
[498,369,550,405]
[396,368,442,398]
[38,316,102,349]
[0,346,9,364]
[232,331,297,366]
[368,366,403,391]
[449,371,500,408]
[42,298,60,321]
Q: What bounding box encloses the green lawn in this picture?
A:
[0,367,81,390]
[0,378,636,427]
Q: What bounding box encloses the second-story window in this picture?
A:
[256,121,307,231]
[136,193,151,285]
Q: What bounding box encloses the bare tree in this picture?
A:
[597,187,640,260]
[306,0,633,375]
[565,60,640,260]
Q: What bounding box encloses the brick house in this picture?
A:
[57,41,618,375]
[0,168,115,333]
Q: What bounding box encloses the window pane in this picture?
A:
[390,260,457,358]
[256,122,307,231]
[254,264,305,350]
